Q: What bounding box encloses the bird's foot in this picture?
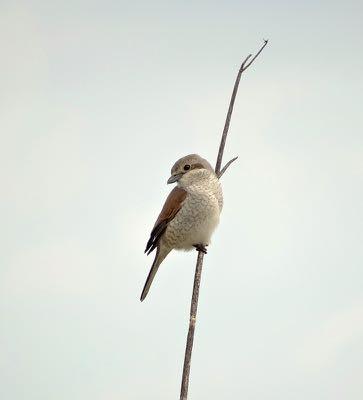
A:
[193,244,208,254]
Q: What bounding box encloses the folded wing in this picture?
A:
[144,187,187,255]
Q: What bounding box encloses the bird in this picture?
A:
[140,154,223,301]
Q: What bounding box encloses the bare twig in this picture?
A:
[180,251,204,400]
[243,39,268,70]
[215,39,268,175]
[180,40,268,400]
[217,156,239,179]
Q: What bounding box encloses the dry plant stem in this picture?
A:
[180,40,268,400]
[180,251,204,400]
[218,156,238,179]
[215,39,268,175]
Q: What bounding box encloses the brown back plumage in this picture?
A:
[144,187,187,255]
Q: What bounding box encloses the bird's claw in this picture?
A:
[193,244,208,254]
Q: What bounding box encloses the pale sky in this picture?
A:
[1,1,363,399]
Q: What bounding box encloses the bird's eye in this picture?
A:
[184,164,191,171]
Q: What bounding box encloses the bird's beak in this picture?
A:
[167,173,183,184]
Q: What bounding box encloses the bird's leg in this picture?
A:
[193,244,208,254]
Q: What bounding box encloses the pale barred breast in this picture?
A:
[163,173,223,249]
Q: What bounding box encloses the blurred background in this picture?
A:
[1,1,362,399]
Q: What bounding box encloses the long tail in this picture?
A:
[140,247,169,301]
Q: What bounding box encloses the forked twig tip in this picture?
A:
[218,156,238,179]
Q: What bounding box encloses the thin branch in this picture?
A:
[214,65,243,175]
[215,39,268,175]
[180,251,204,400]
[180,40,268,400]
[244,39,268,70]
[217,156,238,179]
[241,53,252,68]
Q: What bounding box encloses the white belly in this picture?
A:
[166,192,221,251]
[177,207,220,250]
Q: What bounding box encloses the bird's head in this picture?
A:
[167,154,214,184]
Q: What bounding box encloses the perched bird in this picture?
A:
[140,154,223,301]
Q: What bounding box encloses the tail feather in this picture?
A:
[140,247,169,301]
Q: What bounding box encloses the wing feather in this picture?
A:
[144,187,187,255]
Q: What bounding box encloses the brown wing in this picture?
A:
[144,187,187,255]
